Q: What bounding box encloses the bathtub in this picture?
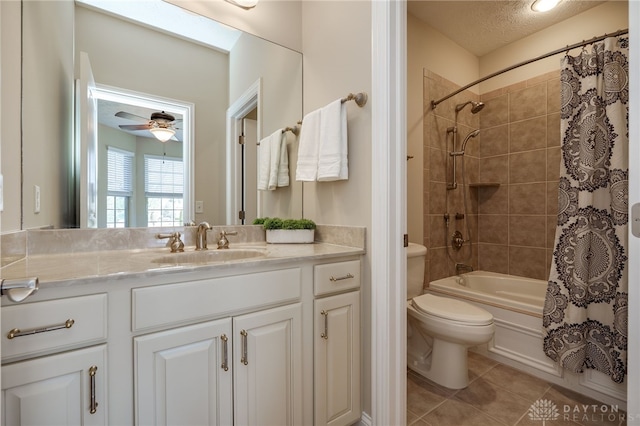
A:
[428,270,545,317]
[427,270,627,408]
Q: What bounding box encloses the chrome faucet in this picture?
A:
[196,222,213,250]
[217,230,238,249]
[156,232,185,253]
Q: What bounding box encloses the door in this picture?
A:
[233,303,302,426]
[314,291,361,426]
[2,345,107,425]
[76,51,98,228]
[134,319,233,426]
[242,118,258,224]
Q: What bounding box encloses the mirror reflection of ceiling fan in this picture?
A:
[116,110,181,142]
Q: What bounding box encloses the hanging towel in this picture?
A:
[258,129,287,191]
[317,99,348,181]
[295,108,322,181]
[277,132,290,187]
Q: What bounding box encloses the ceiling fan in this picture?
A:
[116,110,181,142]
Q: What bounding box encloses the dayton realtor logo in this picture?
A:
[528,399,626,423]
[528,399,560,425]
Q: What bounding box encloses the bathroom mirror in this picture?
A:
[19,0,303,229]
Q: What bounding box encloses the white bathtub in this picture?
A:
[429,270,545,317]
[427,270,627,407]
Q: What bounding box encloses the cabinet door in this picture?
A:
[134,319,233,426]
[233,303,302,426]
[2,344,107,426]
[315,291,361,426]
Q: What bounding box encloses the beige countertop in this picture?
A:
[0,242,364,288]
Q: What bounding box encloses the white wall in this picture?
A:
[229,31,303,220]
[300,0,373,417]
[480,1,628,93]
[75,5,229,226]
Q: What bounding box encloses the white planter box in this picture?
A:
[266,229,315,244]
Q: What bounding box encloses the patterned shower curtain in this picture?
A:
[543,36,629,384]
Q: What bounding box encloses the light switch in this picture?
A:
[632,203,640,238]
[34,185,41,214]
[195,200,204,213]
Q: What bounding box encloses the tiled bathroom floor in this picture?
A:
[407,352,627,426]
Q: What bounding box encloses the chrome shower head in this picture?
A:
[460,129,480,152]
[455,101,485,114]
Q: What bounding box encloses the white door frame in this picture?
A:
[226,79,262,225]
[371,1,407,425]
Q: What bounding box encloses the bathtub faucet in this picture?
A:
[455,263,473,275]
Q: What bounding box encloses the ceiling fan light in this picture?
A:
[150,127,175,142]
[531,0,561,12]
[225,0,258,9]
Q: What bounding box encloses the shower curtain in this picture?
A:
[543,36,629,384]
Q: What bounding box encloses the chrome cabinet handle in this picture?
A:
[320,310,329,340]
[221,334,229,371]
[329,273,354,282]
[240,330,248,365]
[7,318,75,339]
[89,365,98,414]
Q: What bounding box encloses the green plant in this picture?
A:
[253,217,316,230]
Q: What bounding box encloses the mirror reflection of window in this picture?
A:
[106,147,134,228]
[145,155,184,227]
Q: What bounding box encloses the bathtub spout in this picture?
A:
[455,263,473,275]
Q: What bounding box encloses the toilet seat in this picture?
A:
[412,293,493,326]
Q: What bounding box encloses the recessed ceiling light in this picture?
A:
[531,0,561,12]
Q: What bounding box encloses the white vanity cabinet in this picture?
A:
[132,268,303,426]
[1,294,109,426]
[313,261,361,426]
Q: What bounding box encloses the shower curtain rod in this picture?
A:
[430,28,629,109]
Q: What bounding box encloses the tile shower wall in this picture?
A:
[424,70,561,283]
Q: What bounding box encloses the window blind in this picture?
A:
[107,146,134,195]
[144,155,184,196]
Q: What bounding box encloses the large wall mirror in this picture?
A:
[17,0,302,230]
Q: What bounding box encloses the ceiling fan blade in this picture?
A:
[119,124,151,131]
[115,111,149,123]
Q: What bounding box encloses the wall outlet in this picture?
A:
[195,200,204,213]
[34,185,41,214]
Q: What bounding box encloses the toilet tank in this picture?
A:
[407,243,427,299]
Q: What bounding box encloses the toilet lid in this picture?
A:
[412,293,493,325]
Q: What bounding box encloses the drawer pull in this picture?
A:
[240,330,248,365]
[89,365,99,414]
[7,318,75,340]
[221,334,229,371]
[329,273,354,282]
[320,310,329,339]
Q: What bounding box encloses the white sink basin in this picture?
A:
[152,249,266,265]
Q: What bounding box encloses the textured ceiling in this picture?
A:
[407,0,608,56]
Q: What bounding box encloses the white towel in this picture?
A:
[295,109,322,181]
[317,99,348,181]
[258,129,288,191]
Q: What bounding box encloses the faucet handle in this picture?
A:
[217,230,238,249]
[157,232,185,253]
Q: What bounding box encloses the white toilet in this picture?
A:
[406,243,495,389]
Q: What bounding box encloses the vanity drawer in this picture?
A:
[132,267,301,331]
[314,260,361,296]
[1,293,108,361]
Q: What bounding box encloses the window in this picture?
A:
[106,147,134,228]
[145,155,184,227]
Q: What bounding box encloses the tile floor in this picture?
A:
[407,352,627,426]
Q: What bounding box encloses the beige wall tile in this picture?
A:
[509,84,547,122]
[429,247,454,282]
[430,182,447,214]
[478,185,508,214]
[430,147,448,183]
[510,117,547,152]
[510,150,547,184]
[479,155,508,184]
[547,78,561,114]
[509,246,548,280]
[509,215,546,247]
[546,182,559,216]
[546,147,561,181]
[430,214,448,249]
[547,112,561,147]
[546,215,558,250]
[480,94,509,128]
[479,125,508,157]
[478,215,509,244]
[509,183,546,215]
[478,243,509,274]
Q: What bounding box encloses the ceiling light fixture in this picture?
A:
[531,0,561,13]
[149,127,175,143]
[225,0,258,9]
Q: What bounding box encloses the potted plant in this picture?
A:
[253,217,316,244]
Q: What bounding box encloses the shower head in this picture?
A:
[460,129,480,152]
[455,101,485,114]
